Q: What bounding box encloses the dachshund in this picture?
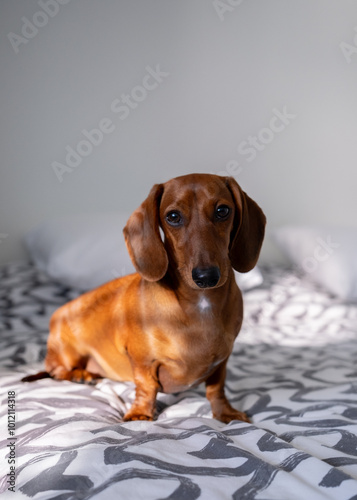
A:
[23,173,266,423]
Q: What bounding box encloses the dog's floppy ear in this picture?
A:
[123,184,168,281]
[225,177,266,273]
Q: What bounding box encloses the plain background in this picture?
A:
[1,0,357,266]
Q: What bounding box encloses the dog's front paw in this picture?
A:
[213,406,251,424]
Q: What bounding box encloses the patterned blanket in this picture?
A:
[0,262,357,499]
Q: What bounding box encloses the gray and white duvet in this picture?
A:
[0,262,357,499]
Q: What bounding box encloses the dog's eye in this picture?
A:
[166,211,182,226]
[215,205,230,220]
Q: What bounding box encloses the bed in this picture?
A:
[1,220,357,499]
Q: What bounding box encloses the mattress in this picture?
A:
[0,262,357,499]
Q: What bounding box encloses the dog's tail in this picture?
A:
[21,371,51,383]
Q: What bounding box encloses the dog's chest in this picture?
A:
[147,289,240,394]
[157,356,225,394]
[156,327,234,394]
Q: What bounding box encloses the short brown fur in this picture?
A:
[24,174,266,423]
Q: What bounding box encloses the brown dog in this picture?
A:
[23,174,266,423]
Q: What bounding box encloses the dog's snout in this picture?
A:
[192,267,220,288]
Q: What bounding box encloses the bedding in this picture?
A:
[273,225,357,301]
[0,262,357,499]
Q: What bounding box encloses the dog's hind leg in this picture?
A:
[43,313,102,385]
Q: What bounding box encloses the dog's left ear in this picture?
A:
[225,177,266,273]
[123,184,168,281]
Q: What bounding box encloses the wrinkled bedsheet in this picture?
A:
[1,262,357,499]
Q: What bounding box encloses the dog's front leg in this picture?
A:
[123,363,159,422]
[205,361,250,424]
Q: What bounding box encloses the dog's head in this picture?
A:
[123,173,266,290]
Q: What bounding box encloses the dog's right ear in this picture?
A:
[123,184,168,282]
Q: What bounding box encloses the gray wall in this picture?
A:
[1,0,357,265]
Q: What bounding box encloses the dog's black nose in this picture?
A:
[192,267,220,288]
